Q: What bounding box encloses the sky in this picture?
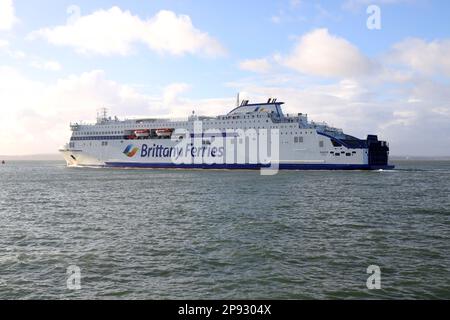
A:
[0,0,449,156]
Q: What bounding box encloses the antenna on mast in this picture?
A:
[96,107,109,124]
[236,93,240,107]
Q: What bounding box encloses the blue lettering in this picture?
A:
[163,147,171,157]
[141,144,148,157]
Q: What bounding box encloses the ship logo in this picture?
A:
[123,144,139,157]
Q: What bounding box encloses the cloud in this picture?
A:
[28,7,226,57]
[0,40,62,70]
[162,83,191,105]
[239,58,272,73]
[282,29,373,78]
[387,38,450,76]
[0,39,8,48]
[0,0,17,31]
[0,39,26,59]
[30,60,62,71]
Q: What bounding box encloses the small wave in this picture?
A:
[376,169,400,173]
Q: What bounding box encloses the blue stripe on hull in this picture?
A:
[104,162,395,170]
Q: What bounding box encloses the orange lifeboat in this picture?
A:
[134,129,150,138]
[155,128,174,137]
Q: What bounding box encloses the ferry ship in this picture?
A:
[60,99,394,170]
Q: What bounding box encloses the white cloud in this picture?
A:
[30,60,62,71]
[159,84,233,118]
[28,7,226,57]
[0,39,8,48]
[162,83,191,105]
[1,35,65,72]
[0,39,26,59]
[239,58,272,73]
[0,0,17,31]
[388,38,450,76]
[282,29,373,78]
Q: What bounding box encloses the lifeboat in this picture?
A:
[134,129,150,138]
[155,128,174,138]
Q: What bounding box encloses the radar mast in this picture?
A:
[96,107,109,124]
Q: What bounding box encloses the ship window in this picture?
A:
[335,153,340,156]
[346,153,351,156]
[319,141,324,148]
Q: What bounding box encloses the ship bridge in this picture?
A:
[227,99,284,117]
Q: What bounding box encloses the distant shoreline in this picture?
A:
[0,154,63,161]
[390,156,450,161]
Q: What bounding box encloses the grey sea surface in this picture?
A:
[0,160,449,299]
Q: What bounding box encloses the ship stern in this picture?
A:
[366,135,395,170]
